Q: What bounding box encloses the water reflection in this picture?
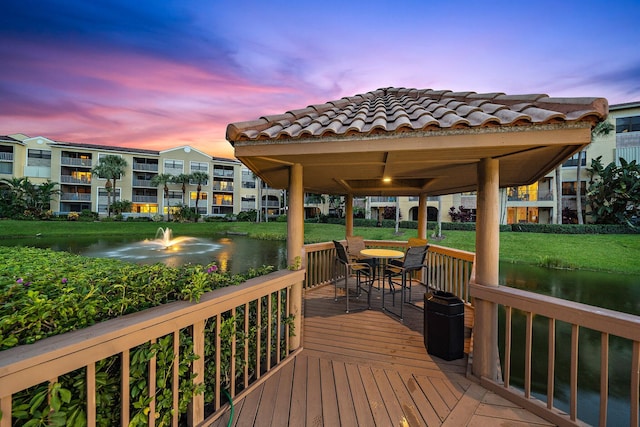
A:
[500,262,640,426]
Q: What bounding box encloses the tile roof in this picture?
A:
[226,87,607,142]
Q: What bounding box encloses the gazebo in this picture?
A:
[225,87,608,381]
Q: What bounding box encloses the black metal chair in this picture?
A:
[333,240,375,313]
[383,244,428,320]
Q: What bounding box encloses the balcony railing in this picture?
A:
[60,157,92,167]
[0,152,14,161]
[212,182,234,191]
[132,162,159,172]
[60,192,92,201]
[132,195,158,203]
[59,175,91,184]
[132,178,154,187]
[0,269,304,427]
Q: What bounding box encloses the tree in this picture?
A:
[587,156,640,225]
[190,171,209,222]
[151,173,174,221]
[575,120,615,224]
[0,177,59,218]
[92,155,128,217]
[172,173,191,204]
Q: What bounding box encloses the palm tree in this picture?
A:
[151,173,174,221]
[92,155,128,217]
[172,173,192,208]
[575,120,615,224]
[190,171,209,222]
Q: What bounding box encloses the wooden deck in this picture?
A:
[209,280,554,426]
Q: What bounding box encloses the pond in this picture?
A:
[0,231,288,274]
[3,234,638,425]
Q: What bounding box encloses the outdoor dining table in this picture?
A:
[359,248,405,290]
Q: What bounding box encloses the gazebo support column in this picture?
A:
[287,163,304,350]
[418,194,428,240]
[472,158,500,381]
[345,194,354,237]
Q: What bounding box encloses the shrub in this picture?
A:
[0,247,276,426]
[66,211,79,221]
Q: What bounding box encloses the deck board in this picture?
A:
[206,282,554,427]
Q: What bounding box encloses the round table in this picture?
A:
[359,248,405,289]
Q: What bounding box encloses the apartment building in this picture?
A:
[0,135,247,217]
[2,100,636,223]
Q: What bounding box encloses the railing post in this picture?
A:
[472,158,500,381]
[288,163,304,350]
[418,194,428,240]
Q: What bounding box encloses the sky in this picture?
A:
[1,0,639,159]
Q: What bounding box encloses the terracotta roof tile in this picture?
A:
[226,87,607,142]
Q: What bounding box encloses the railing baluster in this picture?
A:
[547,318,555,410]
[149,339,156,427]
[631,340,640,427]
[267,292,273,370]
[0,395,11,427]
[121,350,130,427]
[285,287,290,356]
[524,312,533,398]
[570,324,579,421]
[600,332,609,427]
[244,302,250,389]
[215,315,221,411]
[277,290,282,364]
[505,306,512,389]
[256,297,262,380]
[172,331,179,427]
[230,308,236,399]
[189,320,205,424]
[87,363,96,427]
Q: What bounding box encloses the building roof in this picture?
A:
[226,87,607,196]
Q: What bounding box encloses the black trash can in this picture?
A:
[424,291,464,361]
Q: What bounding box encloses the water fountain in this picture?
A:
[82,227,224,267]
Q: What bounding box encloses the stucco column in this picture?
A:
[345,194,354,237]
[417,194,428,240]
[472,158,500,381]
[287,163,304,350]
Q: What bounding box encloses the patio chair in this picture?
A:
[383,245,429,318]
[333,240,375,313]
[346,235,373,262]
[388,237,428,268]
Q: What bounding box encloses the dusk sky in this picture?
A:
[2,0,639,159]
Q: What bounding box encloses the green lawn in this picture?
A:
[1,220,639,275]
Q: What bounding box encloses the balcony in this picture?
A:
[212,182,234,192]
[0,152,14,161]
[60,175,91,185]
[59,192,92,202]
[60,157,92,167]
[132,162,159,172]
[132,195,158,203]
[2,241,638,426]
[132,178,154,187]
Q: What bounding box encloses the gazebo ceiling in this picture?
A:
[226,88,608,196]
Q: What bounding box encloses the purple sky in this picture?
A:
[1,0,639,159]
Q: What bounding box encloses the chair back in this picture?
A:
[402,245,428,270]
[346,235,366,258]
[333,240,350,264]
[407,237,428,248]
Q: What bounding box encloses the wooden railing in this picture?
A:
[472,283,640,427]
[0,269,305,427]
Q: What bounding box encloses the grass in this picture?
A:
[1,219,639,275]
